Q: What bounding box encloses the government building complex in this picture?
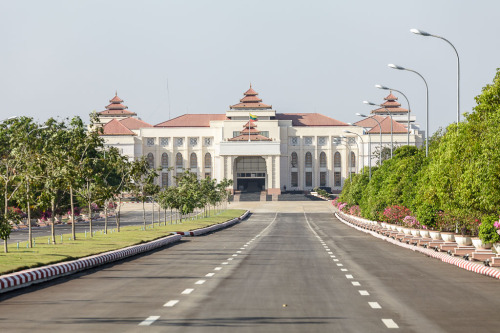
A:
[97,86,423,195]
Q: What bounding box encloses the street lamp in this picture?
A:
[375,85,412,146]
[388,64,429,157]
[363,101,393,158]
[356,112,383,165]
[411,28,460,125]
[0,116,18,123]
[339,136,352,182]
[343,130,364,174]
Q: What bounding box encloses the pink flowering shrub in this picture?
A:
[382,205,412,225]
[349,205,361,217]
[402,215,420,228]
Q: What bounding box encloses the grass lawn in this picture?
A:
[0,209,246,275]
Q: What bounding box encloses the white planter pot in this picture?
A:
[455,235,473,246]
[471,237,492,249]
[380,222,387,228]
[411,229,421,237]
[390,224,397,231]
[396,226,403,232]
[403,228,412,235]
[428,230,442,240]
[440,232,455,243]
[419,229,430,238]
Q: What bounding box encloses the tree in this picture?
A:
[129,157,158,228]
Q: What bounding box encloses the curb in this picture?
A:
[335,212,500,280]
[0,210,250,294]
[171,210,250,237]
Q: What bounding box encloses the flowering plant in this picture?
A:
[478,215,500,243]
[67,207,81,217]
[349,205,361,217]
[402,215,420,228]
[382,205,412,225]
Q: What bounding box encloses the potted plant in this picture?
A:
[478,215,499,251]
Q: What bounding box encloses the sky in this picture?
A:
[1,0,499,136]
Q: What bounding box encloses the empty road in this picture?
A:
[0,202,499,332]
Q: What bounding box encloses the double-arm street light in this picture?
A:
[411,28,460,125]
[375,85,412,146]
[339,136,352,182]
[363,101,393,158]
[356,112,383,166]
[347,123,372,180]
[388,64,429,157]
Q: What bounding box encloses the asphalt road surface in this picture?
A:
[1,203,499,332]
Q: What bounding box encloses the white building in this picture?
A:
[98,86,423,194]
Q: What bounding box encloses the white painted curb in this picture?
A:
[171,210,249,237]
[335,211,500,280]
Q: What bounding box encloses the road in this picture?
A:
[0,202,499,332]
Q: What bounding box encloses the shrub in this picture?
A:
[382,205,412,225]
[478,215,500,244]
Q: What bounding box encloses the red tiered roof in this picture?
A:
[98,92,137,116]
[371,92,408,114]
[354,115,408,134]
[230,84,272,110]
[229,120,272,141]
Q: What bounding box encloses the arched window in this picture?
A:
[205,153,212,168]
[176,153,183,168]
[350,152,356,168]
[190,153,197,168]
[161,153,168,168]
[320,152,327,168]
[305,152,312,168]
[291,152,298,167]
[334,152,341,168]
[147,153,154,168]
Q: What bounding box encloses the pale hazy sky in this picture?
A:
[1,0,499,135]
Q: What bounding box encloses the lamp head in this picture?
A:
[363,101,377,106]
[375,84,390,90]
[356,112,367,118]
[343,130,351,134]
[39,126,49,130]
[410,28,431,36]
[388,64,406,70]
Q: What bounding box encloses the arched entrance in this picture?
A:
[234,156,266,192]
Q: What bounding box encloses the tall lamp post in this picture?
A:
[411,28,460,125]
[388,64,429,157]
[356,112,383,165]
[375,85,412,146]
[343,130,364,174]
[339,136,352,182]
[363,101,393,158]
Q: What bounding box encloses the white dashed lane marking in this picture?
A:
[382,319,399,328]
[206,273,215,277]
[352,282,361,286]
[341,268,348,272]
[232,254,238,257]
[222,262,228,265]
[164,300,179,307]
[214,267,222,271]
[369,302,382,309]
[237,251,242,253]
[139,316,160,326]
[359,290,370,296]
[228,258,233,261]
[333,259,339,262]
[337,263,343,266]
[346,275,354,279]
[195,280,206,285]
[181,289,194,295]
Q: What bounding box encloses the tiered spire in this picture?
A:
[230,84,272,110]
[229,120,271,141]
[371,92,408,114]
[98,92,137,116]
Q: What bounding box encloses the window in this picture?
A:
[260,131,269,138]
[175,138,184,147]
[160,137,169,146]
[332,137,341,145]
[305,152,312,168]
[291,172,298,187]
[305,172,312,187]
[161,173,168,187]
[204,137,212,146]
[290,137,299,146]
[176,153,183,168]
[291,152,298,167]
[147,153,154,168]
[350,152,356,168]
[304,137,313,145]
[334,171,341,187]
[334,152,341,168]
[189,137,198,146]
[190,153,197,168]
[348,137,356,145]
[233,131,240,138]
[320,172,327,187]
[161,153,168,168]
[205,153,212,168]
[318,137,327,146]
[320,152,327,168]
[146,138,155,147]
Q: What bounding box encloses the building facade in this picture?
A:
[99,86,424,194]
